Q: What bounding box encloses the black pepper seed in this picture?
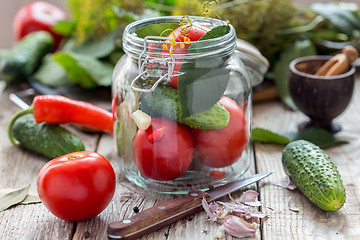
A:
[133,206,139,213]
[84,231,91,238]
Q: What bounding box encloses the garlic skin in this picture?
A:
[240,190,261,207]
[271,177,297,190]
[224,215,258,238]
[202,197,227,222]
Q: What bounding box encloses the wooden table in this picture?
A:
[1,76,360,240]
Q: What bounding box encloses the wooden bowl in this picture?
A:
[289,55,355,133]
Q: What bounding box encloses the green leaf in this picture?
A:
[252,127,347,149]
[198,25,230,41]
[282,127,348,149]
[187,25,231,55]
[53,52,97,88]
[53,52,113,88]
[0,185,30,212]
[177,25,231,117]
[178,67,230,117]
[273,38,317,110]
[33,54,75,87]
[135,22,179,38]
[68,30,121,58]
[53,20,77,36]
[252,128,290,145]
[311,2,360,36]
[72,53,113,87]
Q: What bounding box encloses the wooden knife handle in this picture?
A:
[107,189,210,240]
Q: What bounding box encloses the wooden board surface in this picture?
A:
[1,76,360,239]
[0,84,257,240]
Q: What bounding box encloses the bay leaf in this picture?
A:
[252,127,347,149]
[197,24,230,41]
[178,67,230,117]
[187,25,231,55]
[282,127,348,149]
[135,22,179,39]
[252,128,290,145]
[177,25,231,117]
[0,188,41,205]
[0,185,30,212]
[20,193,41,205]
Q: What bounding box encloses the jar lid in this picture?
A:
[236,39,269,87]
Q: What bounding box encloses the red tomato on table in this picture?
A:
[190,96,249,168]
[132,117,193,181]
[13,1,67,51]
[37,151,116,221]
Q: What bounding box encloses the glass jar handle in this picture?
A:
[131,36,175,93]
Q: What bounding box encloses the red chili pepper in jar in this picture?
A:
[8,95,113,140]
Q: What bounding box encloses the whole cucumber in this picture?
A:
[282,140,346,212]
[10,114,85,159]
[0,31,53,84]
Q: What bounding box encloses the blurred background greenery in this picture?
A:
[1,0,360,108]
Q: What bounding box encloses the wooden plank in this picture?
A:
[253,78,360,240]
[4,74,359,239]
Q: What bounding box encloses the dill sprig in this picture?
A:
[202,0,221,19]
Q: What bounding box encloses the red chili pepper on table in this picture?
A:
[8,95,113,145]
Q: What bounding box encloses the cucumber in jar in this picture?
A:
[140,84,230,130]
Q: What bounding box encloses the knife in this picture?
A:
[107,171,273,240]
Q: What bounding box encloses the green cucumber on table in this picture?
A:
[9,114,85,159]
[0,31,53,85]
[282,140,346,212]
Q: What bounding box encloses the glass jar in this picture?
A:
[112,16,252,194]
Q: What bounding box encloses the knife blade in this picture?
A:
[107,171,273,240]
